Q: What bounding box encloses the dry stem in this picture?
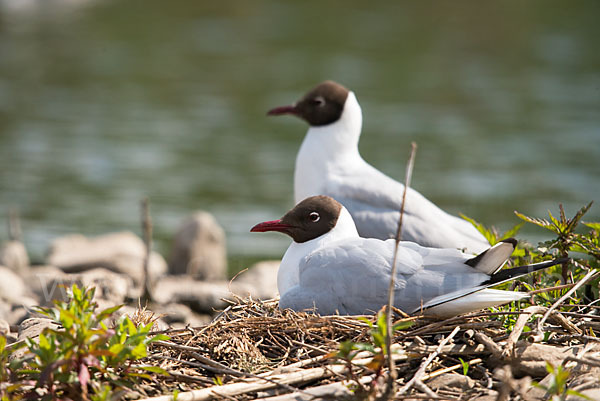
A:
[141,197,153,303]
[384,141,417,394]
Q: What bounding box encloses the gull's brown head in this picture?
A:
[267,81,349,127]
[250,195,343,243]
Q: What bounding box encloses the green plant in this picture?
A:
[330,310,414,394]
[0,334,27,401]
[532,362,590,401]
[461,214,524,246]
[515,202,600,283]
[467,203,599,311]
[10,284,169,400]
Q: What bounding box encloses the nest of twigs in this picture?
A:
[132,296,600,401]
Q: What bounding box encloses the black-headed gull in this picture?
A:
[251,196,564,317]
[268,81,490,253]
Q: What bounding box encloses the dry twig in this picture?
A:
[397,326,460,396]
[532,269,598,342]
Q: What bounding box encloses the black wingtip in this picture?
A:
[553,257,570,266]
[483,258,569,286]
[465,249,487,268]
[500,238,518,247]
[465,238,517,269]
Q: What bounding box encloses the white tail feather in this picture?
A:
[417,289,529,317]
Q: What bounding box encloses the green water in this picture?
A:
[1,1,599,272]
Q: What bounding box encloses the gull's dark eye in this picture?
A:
[309,212,320,222]
[311,96,325,107]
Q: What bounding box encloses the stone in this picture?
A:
[2,294,38,327]
[0,241,29,275]
[46,231,167,286]
[254,381,354,400]
[0,318,9,335]
[507,342,591,377]
[29,267,132,306]
[427,373,475,391]
[26,265,67,304]
[0,265,28,303]
[230,260,280,300]
[17,317,59,341]
[153,303,212,328]
[0,301,9,323]
[6,303,34,327]
[563,361,600,401]
[169,212,227,280]
[153,276,251,314]
[470,391,499,401]
[10,317,60,361]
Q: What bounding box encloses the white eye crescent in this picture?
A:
[312,96,325,107]
[309,212,320,222]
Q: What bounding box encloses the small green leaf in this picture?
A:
[545,361,555,374]
[458,358,469,375]
[371,332,385,350]
[352,342,376,353]
[71,284,82,301]
[376,312,387,334]
[125,318,137,335]
[514,211,556,232]
[138,365,170,375]
[392,320,415,331]
[127,372,152,380]
[59,309,76,329]
[38,332,50,351]
[96,304,124,322]
[356,316,374,328]
[109,343,124,355]
[548,210,563,231]
[461,214,497,244]
[501,222,525,240]
[131,342,147,359]
[565,389,592,400]
[583,222,600,231]
[566,201,593,233]
[543,331,552,342]
[148,334,170,343]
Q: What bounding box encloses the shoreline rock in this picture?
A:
[46,231,167,286]
[0,240,30,275]
[169,212,227,280]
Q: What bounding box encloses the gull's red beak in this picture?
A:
[267,105,297,116]
[250,219,293,233]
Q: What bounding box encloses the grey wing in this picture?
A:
[326,164,489,252]
[281,239,425,315]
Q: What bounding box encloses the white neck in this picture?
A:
[294,92,363,202]
[277,207,359,295]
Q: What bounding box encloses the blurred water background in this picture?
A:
[1,0,599,273]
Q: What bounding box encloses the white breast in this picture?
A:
[294,92,363,203]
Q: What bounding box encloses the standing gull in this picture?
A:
[268,81,489,253]
[251,196,564,317]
